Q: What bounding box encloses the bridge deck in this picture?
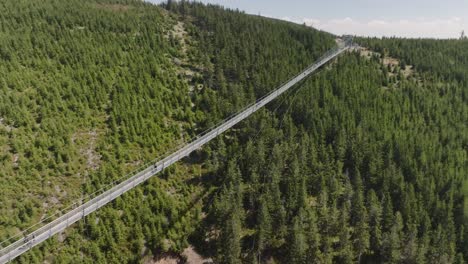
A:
[0,41,351,263]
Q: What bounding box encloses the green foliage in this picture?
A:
[182,8,467,262]
[0,1,466,263]
[0,0,204,262]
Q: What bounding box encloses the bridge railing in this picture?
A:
[0,40,351,263]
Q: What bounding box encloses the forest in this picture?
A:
[0,0,466,263]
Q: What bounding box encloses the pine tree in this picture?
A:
[351,172,370,262]
[305,208,322,262]
[337,202,354,264]
[257,196,272,258]
[289,211,307,264]
[382,212,403,263]
[212,159,245,264]
[220,208,242,264]
[382,192,394,233]
[267,163,287,243]
[367,189,383,256]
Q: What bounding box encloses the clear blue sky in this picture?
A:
[147,0,468,38]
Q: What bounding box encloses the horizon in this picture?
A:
[147,0,468,39]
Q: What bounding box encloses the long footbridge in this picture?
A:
[0,38,352,263]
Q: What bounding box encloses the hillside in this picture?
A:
[0,0,466,263]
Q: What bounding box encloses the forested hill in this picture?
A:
[0,0,466,263]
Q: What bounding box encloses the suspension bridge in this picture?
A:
[0,37,353,263]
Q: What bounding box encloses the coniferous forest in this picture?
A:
[0,0,466,263]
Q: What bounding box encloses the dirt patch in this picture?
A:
[71,130,102,171]
[383,56,399,68]
[182,246,213,264]
[335,38,344,46]
[357,47,414,77]
[54,185,67,198]
[150,257,178,264]
[359,49,377,59]
[168,21,189,56]
[57,231,66,242]
[401,65,414,78]
[167,21,197,94]
[40,196,59,221]
[356,47,380,60]
[144,253,182,264]
[173,22,187,40]
[126,159,143,168]
[0,117,14,132]
[143,247,212,264]
[12,153,19,167]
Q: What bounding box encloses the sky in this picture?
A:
[147,0,468,39]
